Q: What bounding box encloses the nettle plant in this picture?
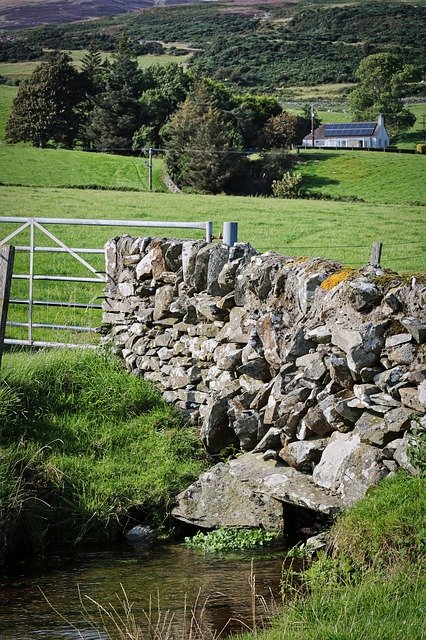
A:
[185,528,280,552]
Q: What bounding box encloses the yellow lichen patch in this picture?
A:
[321,268,356,291]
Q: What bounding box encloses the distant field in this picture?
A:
[0,50,190,81]
[283,83,355,102]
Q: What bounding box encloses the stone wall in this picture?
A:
[102,236,425,531]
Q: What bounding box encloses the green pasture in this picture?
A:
[0,145,166,191]
[1,180,424,344]
[296,149,426,204]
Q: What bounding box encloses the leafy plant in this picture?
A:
[271,171,303,199]
[185,528,280,552]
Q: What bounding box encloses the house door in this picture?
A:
[358,140,363,148]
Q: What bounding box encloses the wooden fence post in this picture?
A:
[370,242,383,268]
[0,244,15,367]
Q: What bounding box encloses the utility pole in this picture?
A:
[311,104,316,148]
[148,147,153,192]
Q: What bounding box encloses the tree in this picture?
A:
[85,39,143,151]
[349,53,417,138]
[5,52,84,148]
[231,93,282,148]
[163,83,243,194]
[257,112,306,149]
[132,63,192,149]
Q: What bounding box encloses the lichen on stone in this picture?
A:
[320,268,356,291]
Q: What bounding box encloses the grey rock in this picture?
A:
[328,355,354,389]
[400,317,426,344]
[279,439,328,472]
[313,432,387,505]
[387,437,418,475]
[172,458,284,531]
[237,358,272,382]
[207,245,231,296]
[125,525,156,544]
[388,343,416,365]
[164,241,183,272]
[346,280,382,311]
[299,272,328,315]
[201,395,239,454]
[170,366,189,389]
[233,411,262,451]
[306,325,332,344]
[182,240,205,285]
[190,244,213,291]
[217,260,239,293]
[399,387,425,413]
[153,285,174,322]
[304,405,334,437]
[285,327,315,361]
[213,343,242,371]
[385,333,412,349]
[253,427,282,453]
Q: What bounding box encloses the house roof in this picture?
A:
[304,121,381,141]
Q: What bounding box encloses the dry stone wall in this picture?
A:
[102,236,426,531]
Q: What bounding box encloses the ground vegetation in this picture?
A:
[0,349,206,564]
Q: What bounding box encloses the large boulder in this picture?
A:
[313,432,388,505]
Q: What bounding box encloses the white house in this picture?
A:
[302,115,389,149]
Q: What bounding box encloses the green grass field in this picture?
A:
[0,49,191,81]
[0,145,166,191]
[296,149,426,204]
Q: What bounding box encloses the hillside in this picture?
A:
[1,1,424,94]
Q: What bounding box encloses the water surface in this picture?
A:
[0,542,290,638]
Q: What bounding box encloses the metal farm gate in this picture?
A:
[0,217,217,349]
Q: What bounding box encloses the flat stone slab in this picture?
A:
[231,454,344,515]
[172,454,344,532]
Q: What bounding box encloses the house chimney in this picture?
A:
[378,114,385,127]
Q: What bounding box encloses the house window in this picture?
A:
[341,140,347,147]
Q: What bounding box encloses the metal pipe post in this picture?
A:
[222,222,238,247]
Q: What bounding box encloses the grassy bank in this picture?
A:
[235,470,426,640]
[0,349,206,564]
[296,149,426,204]
[0,145,166,192]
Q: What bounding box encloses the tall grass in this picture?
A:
[236,470,426,640]
[0,349,206,560]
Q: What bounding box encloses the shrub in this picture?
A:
[272,171,303,198]
[185,527,280,552]
[416,143,426,154]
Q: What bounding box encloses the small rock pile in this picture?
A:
[103,236,425,529]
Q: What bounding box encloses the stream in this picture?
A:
[0,541,293,639]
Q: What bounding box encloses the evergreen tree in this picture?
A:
[5,52,84,148]
[133,63,192,149]
[85,39,143,151]
[349,53,417,138]
[164,83,243,194]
